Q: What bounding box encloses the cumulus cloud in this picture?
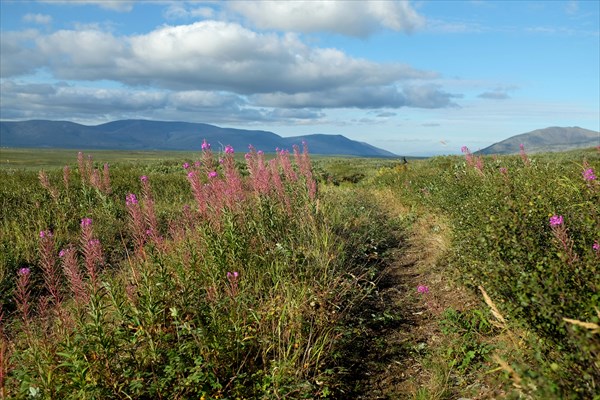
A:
[0,30,47,77]
[228,0,425,37]
[1,16,460,122]
[22,13,53,25]
[0,80,320,123]
[163,4,215,20]
[253,84,459,109]
[3,21,437,92]
[39,0,135,12]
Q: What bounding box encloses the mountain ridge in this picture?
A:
[478,126,599,154]
[0,119,397,157]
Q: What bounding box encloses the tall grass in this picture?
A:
[373,147,600,398]
[0,143,393,399]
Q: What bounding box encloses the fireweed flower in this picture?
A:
[201,139,211,151]
[183,162,190,170]
[593,240,600,252]
[208,171,218,178]
[224,145,234,154]
[549,215,564,226]
[18,267,31,276]
[126,193,138,206]
[81,217,92,227]
[59,249,66,258]
[417,285,430,294]
[583,168,597,181]
[140,175,148,183]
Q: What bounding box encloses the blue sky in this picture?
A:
[1,0,598,155]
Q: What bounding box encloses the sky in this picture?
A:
[1,0,599,156]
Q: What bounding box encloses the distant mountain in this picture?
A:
[478,126,599,155]
[0,119,396,157]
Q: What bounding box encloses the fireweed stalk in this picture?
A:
[140,176,163,249]
[126,193,147,255]
[60,247,88,305]
[80,217,102,288]
[519,143,530,166]
[549,215,579,265]
[38,170,59,201]
[227,271,240,298]
[461,146,484,176]
[15,268,32,328]
[39,230,62,306]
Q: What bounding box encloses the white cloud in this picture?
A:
[253,85,459,109]
[39,0,135,12]
[3,22,439,96]
[0,30,47,77]
[228,0,425,37]
[164,3,215,20]
[22,13,53,25]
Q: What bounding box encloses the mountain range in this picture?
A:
[478,126,599,154]
[1,120,598,157]
[0,119,396,157]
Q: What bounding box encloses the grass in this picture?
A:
[1,144,598,399]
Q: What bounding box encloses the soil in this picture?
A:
[336,193,486,399]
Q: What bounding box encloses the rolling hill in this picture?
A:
[0,119,396,157]
[478,126,599,154]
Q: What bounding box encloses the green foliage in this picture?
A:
[0,148,401,399]
[373,148,600,397]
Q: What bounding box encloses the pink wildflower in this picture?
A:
[126,193,138,206]
[224,145,234,154]
[549,215,564,226]
[417,285,430,294]
[583,168,596,181]
[201,139,211,151]
[183,162,190,170]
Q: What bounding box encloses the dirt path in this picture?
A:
[338,190,482,399]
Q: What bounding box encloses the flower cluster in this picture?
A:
[549,215,563,226]
[582,168,596,182]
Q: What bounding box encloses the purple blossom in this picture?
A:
[227,271,239,280]
[593,240,600,252]
[201,139,211,151]
[140,175,148,183]
[194,161,201,167]
[81,217,92,227]
[59,249,66,258]
[126,193,138,206]
[208,171,218,178]
[18,267,31,276]
[39,231,46,238]
[187,171,195,179]
[224,145,234,154]
[519,143,525,151]
[417,285,429,294]
[183,162,190,170]
[549,215,564,227]
[460,146,469,153]
[257,150,264,156]
[583,168,596,181]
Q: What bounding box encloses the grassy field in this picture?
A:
[0,145,598,399]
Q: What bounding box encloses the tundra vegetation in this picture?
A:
[0,144,598,399]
